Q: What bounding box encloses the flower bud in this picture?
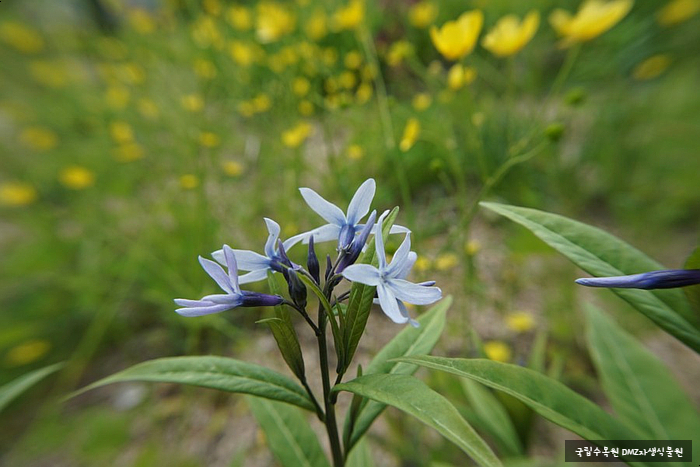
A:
[307,236,320,283]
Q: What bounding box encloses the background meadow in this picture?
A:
[1,0,699,465]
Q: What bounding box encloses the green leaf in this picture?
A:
[258,318,305,382]
[74,356,315,411]
[683,247,700,318]
[247,396,330,467]
[0,362,64,412]
[341,207,399,374]
[344,296,449,450]
[334,374,501,467]
[480,202,700,352]
[396,356,645,442]
[460,379,523,457]
[345,437,375,467]
[268,270,293,327]
[585,304,700,462]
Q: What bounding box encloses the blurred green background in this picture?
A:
[1,0,698,465]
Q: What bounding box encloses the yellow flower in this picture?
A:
[252,93,272,113]
[386,40,414,67]
[181,94,204,112]
[221,160,245,177]
[322,47,339,66]
[409,1,438,29]
[0,22,44,54]
[484,341,512,363]
[282,122,313,148]
[355,82,373,104]
[435,253,458,271]
[128,8,156,34]
[632,54,671,80]
[412,93,432,111]
[414,256,431,272]
[29,61,70,88]
[59,166,95,190]
[114,143,145,162]
[399,118,420,152]
[137,98,159,119]
[293,77,311,96]
[256,2,296,43]
[0,182,38,206]
[464,239,481,255]
[344,51,363,69]
[657,0,700,26]
[482,11,539,57]
[333,0,365,31]
[339,71,357,89]
[194,59,217,79]
[199,131,220,147]
[237,100,256,117]
[4,339,51,366]
[105,86,130,109]
[430,10,484,61]
[226,5,252,30]
[20,126,58,151]
[203,0,222,16]
[447,63,476,90]
[109,121,134,144]
[180,174,199,189]
[347,144,364,160]
[229,41,258,67]
[298,100,315,116]
[192,16,224,49]
[305,9,328,40]
[549,0,633,46]
[505,312,536,333]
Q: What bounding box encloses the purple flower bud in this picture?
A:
[307,236,320,283]
[241,292,285,307]
[337,210,376,274]
[286,269,307,309]
[575,269,700,290]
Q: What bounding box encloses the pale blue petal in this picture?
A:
[292,224,342,245]
[398,300,420,327]
[374,211,389,270]
[342,264,381,286]
[174,298,211,307]
[231,249,270,271]
[389,224,410,234]
[176,303,235,317]
[237,268,270,284]
[201,293,242,305]
[385,233,412,278]
[395,252,418,280]
[346,178,376,225]
[222,245,240,292]
[388,278,442,305]
[263,218,281,258]
[299,187,346,226]
[198,256,235,294]
[377,283,408,324]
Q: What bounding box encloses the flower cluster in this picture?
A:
[175,178,441,327]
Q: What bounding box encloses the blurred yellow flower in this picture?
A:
[180,174,199,189]
[221,160,245,177]
[105,86,130,109]
[305,9,328,40]
[229,41,259,67]
[237,101,256,117]
[109,121,134,144]
[4,339,51,366]
[181,94,204,112]
[333,0,365,31]
[324,77,339,94]
[430,10,483,61]
[435,253,459,271]
[387,40,414,67]
[399,118,420,152]
[252,93,272,112]
[657,0,700,25]
[203,0,222,16]
[0,22,44,54]
[412,93,432,111]
[194,59,217,79]
[447,63,476,90]
[339,71,357,89]
[137,98,160,119]
[0,182,38,206]
[632,54,671,80]
[344,51,363,69]
[484,340,512,362]
[409,1,438,29]
[298,100,315,116]
[361,63,377,80]
[465,239,481,255]
[505,312,536,333]
[20,126,58,151]
[128,8,156,34]
[282,122,313,148]
[347,144,364,160]
[199,131,220,147]
[414,256,431,272]
[29,61,70,88]
[192,16,224,49]
[114,143,145,162]
[59,166,95,190]
[482,11,539,57]
[292,77,311,96]
[322,47,339,66]
[355,82,373,104]
[227,5,252,30]
[118,63,145,85]
[256,2,296,43]
[549,0,633,46]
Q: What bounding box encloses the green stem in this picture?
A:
[318,309,344,467]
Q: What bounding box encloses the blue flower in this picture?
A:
[575,269,700,290]
[175,245,283,317]
[212,218,296,284]
[341,211,442,326]
[288,178,407,251]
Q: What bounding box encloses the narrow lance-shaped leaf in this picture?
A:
[343,297,449,451]
[0,362,64,413]
[258,318,305,382]
[72,356,315,412]
[334,374,502,467]
[585,304,700,463]
[247,396,330,467]
[340,207,399,374]
[480,202,700,353]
